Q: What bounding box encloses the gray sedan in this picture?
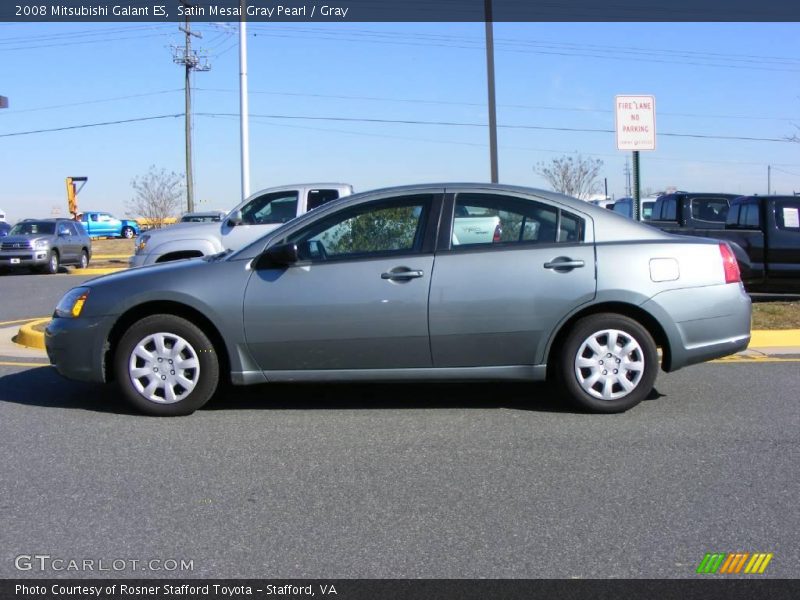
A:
[46,184,751,415]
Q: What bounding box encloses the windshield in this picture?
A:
[9,222,55,235]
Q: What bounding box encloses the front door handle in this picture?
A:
[544,258,585,271]
[381,268,424,280]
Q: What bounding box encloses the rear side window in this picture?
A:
[690,197,730,223]
[307,189,340,211]
[660,197,677,221]
[741,203,760,229]
[452,193,583,248]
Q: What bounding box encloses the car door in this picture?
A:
[242,191,441,372]
[428,189,597,367]
[769,197,800,289]
[55,221,77,262]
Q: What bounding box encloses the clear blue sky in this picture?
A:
[1,21,799,221]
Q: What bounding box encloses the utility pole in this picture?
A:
[239,0,251,201]
[173,0,210,213]
[767,164,771,195]
[623,158,632,197]
[484,0,499,183]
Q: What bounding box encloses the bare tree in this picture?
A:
[534,154,604,199]
[128,166,184,229]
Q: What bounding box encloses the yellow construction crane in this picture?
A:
[65,176,87,220]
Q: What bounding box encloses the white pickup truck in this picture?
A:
[131,183,353,266]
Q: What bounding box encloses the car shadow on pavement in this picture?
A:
[0,367,666,415]
[0,367,138,415]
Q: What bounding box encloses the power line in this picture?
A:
[194,86,800,122]
[0,89,183,115]
[2,110,795,145]
[0,114,183,138]
[196,112,795,143]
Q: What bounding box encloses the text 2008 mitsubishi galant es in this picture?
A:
[46,184,751,416]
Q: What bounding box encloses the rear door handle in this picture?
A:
[381,268,424,280]
[544,258,585,270]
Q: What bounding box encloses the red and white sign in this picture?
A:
[615,95,656,151]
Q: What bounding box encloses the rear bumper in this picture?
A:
[45,315,116,383]
[642,283,752,371]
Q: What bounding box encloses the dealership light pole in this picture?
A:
[484,0,499,183]
[239,0,251,200]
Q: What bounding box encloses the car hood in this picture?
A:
[1,235,50,245]
[146,221,221,239]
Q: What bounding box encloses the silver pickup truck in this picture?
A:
[131,184,353,267]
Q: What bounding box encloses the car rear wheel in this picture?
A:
[43,250,59,274]
[121,226,135,239]
[114,314,220,416]
[557,313,658,413]
[77,250,89,269]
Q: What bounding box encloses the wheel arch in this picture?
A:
[104,300,231,384]
[546,301,672,375]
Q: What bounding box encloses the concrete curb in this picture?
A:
[12,318,49,350]
[70,267,126,276]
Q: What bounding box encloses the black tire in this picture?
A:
[43,250,60,274]
[556,313,658,413]
[114,314,220,416]
[121,226,135,239]
[77,250,89,269]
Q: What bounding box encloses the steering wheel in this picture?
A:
[313,240,328,261]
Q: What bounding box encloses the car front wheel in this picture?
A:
[43,250,60,274]
[114,314,220,416]
[557,313,658,413]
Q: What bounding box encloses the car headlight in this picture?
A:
[54,287,90,318]
[34,239,50,250]
[136,234,150,254]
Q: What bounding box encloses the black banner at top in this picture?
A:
[2,0,800,23]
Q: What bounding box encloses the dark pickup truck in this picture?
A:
[650,194,800,292]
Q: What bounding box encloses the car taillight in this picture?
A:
[493,223,502,243]
[719,242,741,284]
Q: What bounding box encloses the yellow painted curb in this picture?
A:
[69,267,126,275]
[749,329,800,348]
[12,318,49,350]
[92,254,132,259]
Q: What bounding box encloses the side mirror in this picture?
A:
[227,210,243,227]
[253,243,299,269]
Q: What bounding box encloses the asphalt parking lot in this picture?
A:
[0,271,797,579]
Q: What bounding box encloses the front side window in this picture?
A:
[288,195,431,261]
[775,199,800,231]
[691,198,730,223]
[241,192,299,225]
[452,193,582,247]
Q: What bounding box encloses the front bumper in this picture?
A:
[45,315,117,383]
[129,253,150,268]
[0,250,50,267]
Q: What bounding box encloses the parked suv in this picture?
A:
[0,219,92,274]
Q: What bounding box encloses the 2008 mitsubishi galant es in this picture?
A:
[46,184,751,416]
